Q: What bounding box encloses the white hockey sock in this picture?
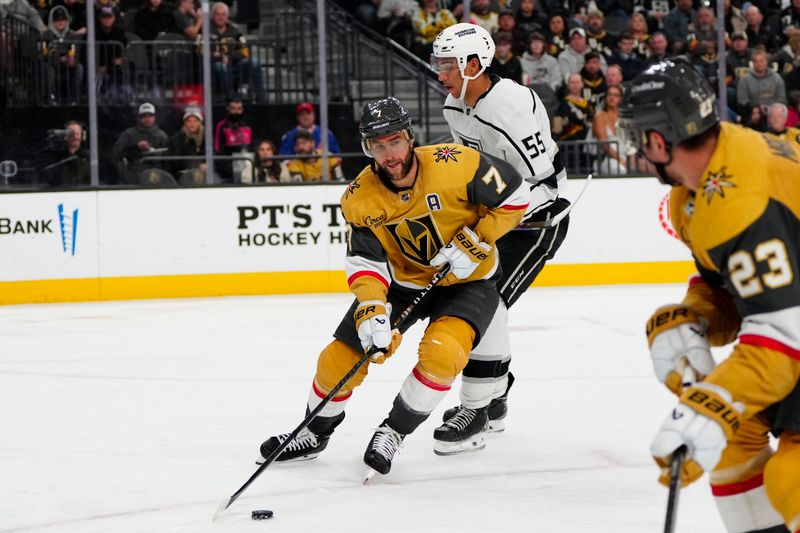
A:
[712,474,785,533]
[306,381,351,419]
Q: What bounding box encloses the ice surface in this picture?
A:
[0,285,726,532]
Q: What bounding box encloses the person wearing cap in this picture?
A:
[520,31,563,91]
[285,130,344,182]
[726,31,752,105]
[558,27,607,83]
[112,103,169,184]
[486,31,522,84]
[95,5,127,89]
[278,101,341,156]
[41,5,84,104]
[169,105,207,180]
[585,10,615,59]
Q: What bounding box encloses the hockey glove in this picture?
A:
[651,382,744,488]
[354,301,402,364]
[646,304,715,395]
[430,226,491,280]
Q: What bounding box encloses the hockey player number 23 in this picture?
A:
[481,166,507,194]
[728,238,794,298]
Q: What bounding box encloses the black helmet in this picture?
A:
[359,97,414,157]
[619,58,719,154]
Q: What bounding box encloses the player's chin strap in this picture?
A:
[642,142,680,187]
[458,65,487,101]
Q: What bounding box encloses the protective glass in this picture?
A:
[617,118,644,155]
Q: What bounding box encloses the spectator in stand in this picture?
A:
[628,12,651,59]
[693,40,721,90]
[581,51,606,107]
[641,0,671,33]
[788,90,800,126]
[774,33,800,78]
[132,0,174,40]
[470,0,498,34]
[585,11,615,59]
[726,31,752,103]
[553,73,594,172]
[210,2,266,102]
[487,31,522,83]
[112,102,169,184]
[241,140,289,183]
[41,6,84,105]
[663,0,696,54]
[605,63,623,86]
[174,0,203,40]
[214,97,253,182]
[411,0,456,60]
[44,120,90,187]
[558,28,606,84]
[687,7,717,54]
[514,0,548,41]
[52,0,86,35]
[286,130,345,182]
[646,31,669,66]
[377,0,416,49]
[95,0,122,20]
[553,72,594,141]
[496,9,526,56]
[278,101,341,156]
[95,6,126,92]
[737,48,787,110]
[608,32,646,81]
[169,104,207,182]
[0,0,46,32]
[520,32,562,90]
[723,0,747,37]
[766,102,800,141]
[742,101,768,131]
[591,84,631,174]
[784,39,800,93]
[745,6,781,53]
[546,14,569,57]
[780,0,800,41]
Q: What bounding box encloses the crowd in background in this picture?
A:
[5,0,800,187]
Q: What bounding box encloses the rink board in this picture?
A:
[0,178,693,304]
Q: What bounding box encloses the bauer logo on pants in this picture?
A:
[58,203,79,256]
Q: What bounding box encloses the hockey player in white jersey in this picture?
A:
[430,22,570,455]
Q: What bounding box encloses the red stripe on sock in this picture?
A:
[740,334,800,361]
[312,381,352,402]
[347,270,389,288]
[711,472,764,496]
[412,368,451,391]
[688,274,704,286]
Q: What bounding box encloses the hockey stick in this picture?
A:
[663,364,697,533]
[212,264,451,521]
[663,445,687,533]
[519,173,593,229]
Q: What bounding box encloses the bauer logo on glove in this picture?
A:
[430,226,492,280]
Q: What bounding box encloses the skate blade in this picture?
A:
[487,419,505,433]
[362,467,381,484]
[433,435,486,456]
[255,453,320,465]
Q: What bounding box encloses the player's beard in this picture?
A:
[376,149,415,188]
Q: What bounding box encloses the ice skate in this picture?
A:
[433,406,488,456]
[257,427,330,464]
[442,372,515,432]
[362,421,405,482]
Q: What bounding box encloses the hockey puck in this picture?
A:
[251,510,274,520]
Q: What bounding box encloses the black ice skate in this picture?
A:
[442,372,515,432]
[362,421,405,482]
[257,427,330,464]
[433,406,488,456]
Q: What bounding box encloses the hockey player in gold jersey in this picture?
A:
[620,58,800,533]
[258,97,530,477]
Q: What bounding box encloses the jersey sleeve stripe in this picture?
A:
[501,204,529,210]
[739,334,800,361]
[347,269,389,289]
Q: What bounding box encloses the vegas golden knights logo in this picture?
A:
[385,214,445,265]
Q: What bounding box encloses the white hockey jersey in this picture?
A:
[442,76,566,217]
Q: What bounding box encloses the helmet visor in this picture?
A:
[430,55,458,74]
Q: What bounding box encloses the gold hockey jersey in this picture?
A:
[341,144,529,303]
[669,122,800,431]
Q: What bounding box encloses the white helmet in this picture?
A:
[431,23,495,101]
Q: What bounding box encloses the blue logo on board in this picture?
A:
[57,203,78,256]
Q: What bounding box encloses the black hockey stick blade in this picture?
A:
[212,265,451,521]
[663,445,687,533]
